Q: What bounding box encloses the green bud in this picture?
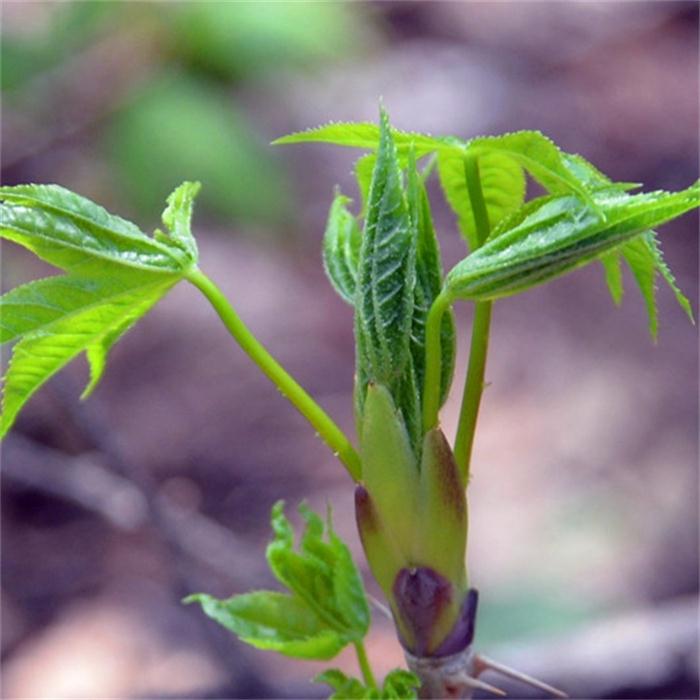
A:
[360,383,420,559]
[415,428,468,593]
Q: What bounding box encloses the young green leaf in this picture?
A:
[355,153,376,214]
[322,191,361,305]
[0,184,189,273]
[266,501,370,642]
[600,251,624,306]
[157,180,201,261]
[185,591,346,660]
[1,182,201,437]
[315,668,420,699]
[381,669,420,699]
[314,669,370,699]
[444,182,699,304]
[561,152,639,193]
[407,156,455,409]
[437,149,526,249]
[645,231,693,322]
[273,121,452,157]
[467,131,595,208]
[552,157,693,334]
[188,501,371,662]
[354,109,416,413]
[0,272,178,437]
[620,234,659,338]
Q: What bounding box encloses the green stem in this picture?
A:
[354,640,377,689]
[422,291,452,432]
[463,156,490,246]
[454,301,492,482]
[186,268,362,481]
[454,155,494,483]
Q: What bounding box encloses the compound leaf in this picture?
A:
[1,182,201,437]
[188,501,371,662]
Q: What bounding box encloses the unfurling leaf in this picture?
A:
[158,180,201,261]
[322,191,361,305]
[0,182,201,436]
[444,182,699,307]
[354,109,416,421]
[188,501,371,662]
[267,501,370,642]
[408,157,456,410]
[315,669,369,699]
[314,667,420,699]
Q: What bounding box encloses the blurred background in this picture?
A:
[1,2,698,698]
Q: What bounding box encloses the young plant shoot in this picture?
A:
[1,109,698,699]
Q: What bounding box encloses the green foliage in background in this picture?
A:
[108,74,290,226]
[1,1,370,227]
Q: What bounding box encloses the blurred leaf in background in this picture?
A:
[107,73,292,226]
[1,1,373,231]
[1,2,117,92]
[167,1,368,81]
